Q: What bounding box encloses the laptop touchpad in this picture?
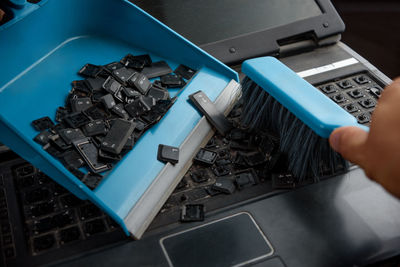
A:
[160,212,274,267]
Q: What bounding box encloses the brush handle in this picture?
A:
[242,57,369,138]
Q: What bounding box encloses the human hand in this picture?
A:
[0,9,5,23]
[329,78,400,198]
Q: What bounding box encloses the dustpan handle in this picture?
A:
[0,0,42,30]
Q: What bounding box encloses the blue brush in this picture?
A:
[240,57,369,180]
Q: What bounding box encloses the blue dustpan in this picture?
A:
[0,0,238,238]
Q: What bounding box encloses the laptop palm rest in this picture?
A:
[160,212,274,267]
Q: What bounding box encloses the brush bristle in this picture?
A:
[240,76,347,181]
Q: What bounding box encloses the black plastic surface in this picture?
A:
[134,0,345,64]
[161,213,273,267]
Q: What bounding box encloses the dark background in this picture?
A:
[131,0,400,79]
[334,0,400,78]
[4,1,398,78]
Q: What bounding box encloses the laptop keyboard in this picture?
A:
[0,159,129,266]
[317,73,383,125]
[0,71,382,266]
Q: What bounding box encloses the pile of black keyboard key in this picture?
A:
[31,54,195,190]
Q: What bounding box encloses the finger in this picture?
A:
[0,9,4,22]
[329,126,369,166]
[391,77,400,85]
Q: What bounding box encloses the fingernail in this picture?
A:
[330,131,342,152]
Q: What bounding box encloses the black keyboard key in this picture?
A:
[33,217,56,234]
[58,128,86,145]
[61,194,82,208]
[33,234,56,252]
[52,211,75,228]
[354,75,370,84]
[78,63,103,78]
[25,188,51,204]
[242,151,268,167]
[73,138,112,173]
[174,64,196,80]
[147,86,169,101]
[359,98,376,109]
[71,80,91,94]
[79,204,102,221]
[16,175,35,189]
[128,73,152,95]
[63,112,91,128]
[160,74,185,88]
[101,119,136,155]
[331,94,347,104]
[357,113,370,124]
[212,165,231,177]
[194,149,217,166]
[4,247,15,258]
[81,172,104,190]
[53,184,68,197]
[62,150,85,169]
[212,177,235,194]
[272,174,296,189]
[235,170,257,190]
[84,219,107,236]
[342,103,359,113]
[34,130,52,146]
[180,204,204,222]
[60,226,81,244]
[100,94,117,110]
[112,67,135,84]
[369,87,382,99]
[157,144,179,165]
[141,61,172,79]
[1,222,11,234]
[106,216,119,230]
[82,119,108,137]
[121,54,152,69]
[125,96,156,117]
[320,84,337,94]
[102,76,122,94]
[36,172,51,184]
[0,209,8,220]
[15,164,35,177]
[30,201,56,217]
[191,169,211,183]
[337,80,353,89]
[104,62,125,72]
[84,105,109,120]
[189,91,233,136]
[86,77,106,92]
[347,89,364,99]
[70,97,93,112]
[122,86,141,98]
[111,103,129,119]
[32,117,55,131]
[2,235,13,246]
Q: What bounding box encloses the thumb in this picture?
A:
[329,126,369,166]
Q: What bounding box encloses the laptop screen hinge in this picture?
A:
[278,39,316,58]
[278,34,341,58]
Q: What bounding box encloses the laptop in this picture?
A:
[1,0,400,266]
